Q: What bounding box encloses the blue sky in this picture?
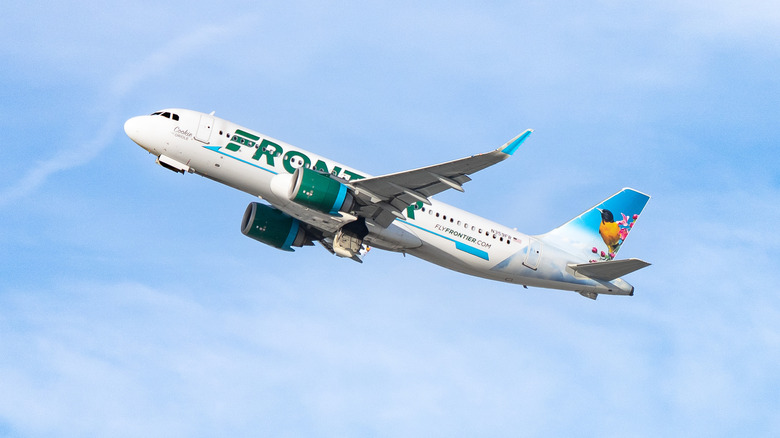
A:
[2,1,779,436]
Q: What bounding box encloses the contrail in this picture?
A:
[0,24,237,208]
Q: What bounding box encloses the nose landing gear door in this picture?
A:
[195,114,214,144]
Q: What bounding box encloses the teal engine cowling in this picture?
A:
[289,167,354,215]
[241,202,312,251]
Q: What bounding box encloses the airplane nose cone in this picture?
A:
[124,116,143,145]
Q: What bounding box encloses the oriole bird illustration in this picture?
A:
[598,208,621,254]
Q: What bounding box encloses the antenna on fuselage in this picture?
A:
[209,111,215,116]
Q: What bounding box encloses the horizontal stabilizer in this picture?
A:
[568,258,650,281]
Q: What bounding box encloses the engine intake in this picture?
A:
[290,167,354,215]
[241,202,311,251]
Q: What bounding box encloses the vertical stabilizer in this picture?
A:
[540,188,650,262]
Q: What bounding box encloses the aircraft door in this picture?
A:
[523,237,542,270]
[195,114,214,144]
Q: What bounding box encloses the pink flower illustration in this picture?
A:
[592,247,598,253]
[600,251,606,257]
[619,228,629,240]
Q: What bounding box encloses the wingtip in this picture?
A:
[500,129,533,156]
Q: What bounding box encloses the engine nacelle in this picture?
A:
[241,202,311,251]
[289,167,354,215]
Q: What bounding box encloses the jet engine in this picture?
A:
[241,202,312,251]
[288,167,355,215]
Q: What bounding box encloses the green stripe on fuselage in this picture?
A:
[234,129,260,141]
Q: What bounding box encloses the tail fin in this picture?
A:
[540,188,650,261]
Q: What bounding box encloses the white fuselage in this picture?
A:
[124,108,634,296]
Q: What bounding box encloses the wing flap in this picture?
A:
[568,258,651,281]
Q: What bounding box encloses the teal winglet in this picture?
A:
[500,129,533,156]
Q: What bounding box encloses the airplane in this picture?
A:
[124,108,651,300]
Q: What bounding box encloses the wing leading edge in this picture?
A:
[349,129,533,226]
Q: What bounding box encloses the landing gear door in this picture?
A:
[195,114,214,144]
[523,237,542,270]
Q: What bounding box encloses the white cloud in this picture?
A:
[4,259,777,436]
[663,0,780,43]
[3,1,780,436]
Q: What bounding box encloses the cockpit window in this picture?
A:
[150,111,179,120]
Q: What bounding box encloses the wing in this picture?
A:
[348,129,532,227]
